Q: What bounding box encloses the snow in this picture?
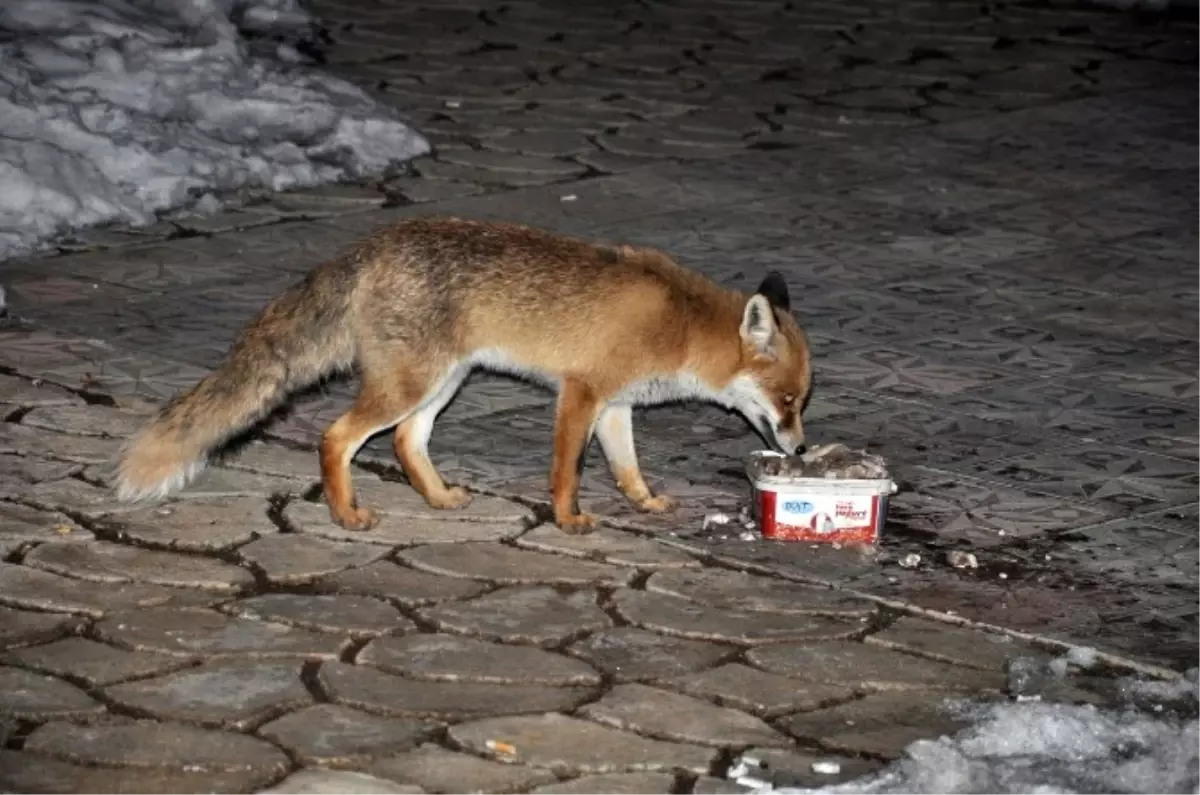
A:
[0,0,429,261]
[773,670,1199,795]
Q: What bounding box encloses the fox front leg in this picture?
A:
[595,403,677,514]
[550,379,604,533]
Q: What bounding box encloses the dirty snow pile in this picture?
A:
[777,669,1199,795]
[0,0,429,260]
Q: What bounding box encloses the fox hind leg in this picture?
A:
[595,403,677,514]
[321,361,437,531]
[392,365,472,510]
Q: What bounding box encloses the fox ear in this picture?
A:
[755,271,790,313]
[740,294,778,355]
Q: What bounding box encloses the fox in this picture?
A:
[114,216,813,533]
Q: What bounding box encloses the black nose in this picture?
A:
[794,443,807,455]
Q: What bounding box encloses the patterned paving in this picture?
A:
[0,0,1196,790]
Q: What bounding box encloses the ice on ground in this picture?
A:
[776,672,1199,794]
[0,0,430,261]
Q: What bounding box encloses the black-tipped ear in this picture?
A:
[756,271,790,313]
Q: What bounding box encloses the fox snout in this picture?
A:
[765,419,806,456]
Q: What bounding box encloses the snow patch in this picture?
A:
[776,672,1199,794]
[0,0,429,261]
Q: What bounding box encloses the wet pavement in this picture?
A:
[0,0,1197,791]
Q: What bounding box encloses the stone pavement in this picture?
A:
[0,0,1197,791]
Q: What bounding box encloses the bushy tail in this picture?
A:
[114,260,359,501]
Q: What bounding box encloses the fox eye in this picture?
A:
[782,394,796,407]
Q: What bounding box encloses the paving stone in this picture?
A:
[286,502,525,546]
[864,617,1046,671]
[747,641,1005,692]
[114,497,279,552]
[779,691,975,759]
[580,683,790,749]
[95,607,349,659]
[613,590,861,646]
[162,466,309,499]
[0,422,121,465]
[2,476,133,517]
[258,704,433,767]
[483,130,595,157]
[398,542,635,586]
[0,748,278,794]
[0,563,219,618]
[24,720,289,787]
[0,374,81,407]
[414,159,566,187]
[449,713,719,775]
[0,503,91,552]
[0,665,104,720]
[354,477,532,523]
[224,594,414,637]
[260,769,424,794]
[418,585,610,647]
[104,660,310,729]
[217,440,322,480]
[667,663,860,718]
[369,744,556,794]
[567,628,733,682]
[645,569,875,617]
[517,526,699,569]
[0,452,82,483]
[4,637,190,686]
[393,178,488,204]
[238,535,389,584]
[358,634,601,686]
[437,149,586,177]
[21,404,147,439]
[26,541,253,591]
[0,607,83,649]
[531,773,677,793]
[318,560,489,606]
[319,661,592,719]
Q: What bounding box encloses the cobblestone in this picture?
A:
[237,535,389,585]
[0,666,104,720]
[613,589,863,645]
[222,594,414,637]
[25,540,254,591]
[319,661,593,720]
[359,634,601,686]
[567,628,734,683]
[368,744,556,794]
[95,607,350,659]
[257,704,433,767]
[0,0,1195,787]
[448,713,719,776]
[3,637,189,687]
[22,720,290,791]
[418,586,611,647]
[104,660,310,729]
[398,542,636,586]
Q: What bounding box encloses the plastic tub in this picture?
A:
[746,451,897,544]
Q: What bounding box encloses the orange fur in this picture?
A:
[114,217,812,532]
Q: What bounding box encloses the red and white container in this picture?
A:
[747,451,896,544]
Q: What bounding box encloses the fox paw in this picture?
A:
[332,506,379,532]
[555,512,598,535]
[636,494,677,514]
[427,486,473,510]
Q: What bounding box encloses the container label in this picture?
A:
[775,493,877,534]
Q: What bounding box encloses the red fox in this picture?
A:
[114,217,813,532]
